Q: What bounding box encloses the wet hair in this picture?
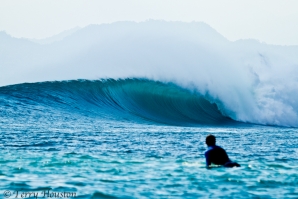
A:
[206,134,216,146]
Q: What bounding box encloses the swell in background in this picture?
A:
[1,21,298,127]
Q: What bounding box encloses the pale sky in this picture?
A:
[1,0,298,45]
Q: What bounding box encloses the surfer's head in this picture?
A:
[206,134,216,146]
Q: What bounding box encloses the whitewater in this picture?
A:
[1,21,298,198]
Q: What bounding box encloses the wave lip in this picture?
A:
[0,79,236,126]
[100,78,236,126]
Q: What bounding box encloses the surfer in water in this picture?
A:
[205,134,240,168]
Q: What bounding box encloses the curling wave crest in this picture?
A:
[0,79,236,126]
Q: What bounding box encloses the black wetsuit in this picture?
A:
[205,145,240,167]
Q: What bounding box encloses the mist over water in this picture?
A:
[1,21,298,126]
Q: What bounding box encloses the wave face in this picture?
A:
[0,79,236,126]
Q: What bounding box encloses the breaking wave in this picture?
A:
[0,79,238,126]
[1,21,298,127]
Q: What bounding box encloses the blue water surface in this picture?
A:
[1,80,298,198]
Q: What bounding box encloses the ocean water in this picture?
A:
[1,79,298,198]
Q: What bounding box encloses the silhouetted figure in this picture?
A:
[205,134,240,168]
